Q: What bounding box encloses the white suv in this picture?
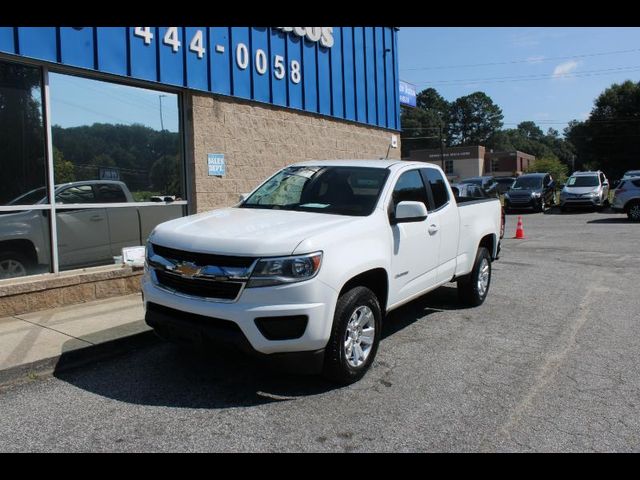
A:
[611,177,640,221]
[559,171,610,211]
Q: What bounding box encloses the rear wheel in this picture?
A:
[0,251,31,280]
[457,247,492,307]
[627,201,640,222]
[322,286,382,385]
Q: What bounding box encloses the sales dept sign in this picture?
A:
[208,154,225,176]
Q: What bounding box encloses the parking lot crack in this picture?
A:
[491,283,603,444]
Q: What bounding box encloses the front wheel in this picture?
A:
[627,201,640,222]
[322,286,382,385]
[457,247,492,307]
[0,251,32,280]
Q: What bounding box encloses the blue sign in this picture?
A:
[207,154,225,176]
[0,27,400,131]
[399,80,417,107]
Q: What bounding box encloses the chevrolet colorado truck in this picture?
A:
[143,160,503,384]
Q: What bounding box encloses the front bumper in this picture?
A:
[560,196,603,208]
[504,197,540,209]
[141,268,339,357]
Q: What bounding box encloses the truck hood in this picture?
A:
[149,207,357,257]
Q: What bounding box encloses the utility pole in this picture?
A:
[159,94,167,131]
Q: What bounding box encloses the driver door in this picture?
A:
[387,169,440,307]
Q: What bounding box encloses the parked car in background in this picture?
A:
[622,170,640,180]
[450,182,488,199]
[504,173,556,212]
[559,171,609,212]
[495,177,516,195]
[611,177,640,221]
[460,176,499,197]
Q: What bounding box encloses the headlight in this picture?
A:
[247,252,323,287]
[531,192,541,198]
[589,191,599,197]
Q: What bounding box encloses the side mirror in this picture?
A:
[393,201,428,224]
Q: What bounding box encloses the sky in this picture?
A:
[49,73,180,133]
[397,27,640,135]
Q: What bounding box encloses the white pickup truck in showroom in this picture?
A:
[143,160,503,384]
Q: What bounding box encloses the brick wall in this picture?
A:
[189,93,401,213]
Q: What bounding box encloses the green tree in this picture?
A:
[53,147,75,184]
[447,92,503,146]
[565,80,640,178]
[400,88,449,157]
[149,155,181,196]
[525,157,569,184]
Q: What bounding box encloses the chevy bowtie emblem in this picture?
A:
[173,262,202,278]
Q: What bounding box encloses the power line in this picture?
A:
[400,47,640,72]
[414,65,640,87]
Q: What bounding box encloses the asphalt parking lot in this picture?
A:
[0,207,638,452]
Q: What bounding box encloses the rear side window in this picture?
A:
[96,184,127,203]
[391,170,429,210]
[422,168,450,209]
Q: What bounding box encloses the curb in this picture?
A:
[0,330,160,388]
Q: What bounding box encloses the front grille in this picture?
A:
[151,243,256,268]
[155,269,243,300]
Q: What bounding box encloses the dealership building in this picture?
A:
[0,27,401,315]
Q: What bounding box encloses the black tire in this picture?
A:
[457,247,492,307]
[538,198,546,212]
[627,200,640,222]
[0,250,32,279]
[322,286,382,385]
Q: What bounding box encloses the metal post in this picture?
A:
[42,67,59,274]
[159,94,167,131]
[439,123,445,171]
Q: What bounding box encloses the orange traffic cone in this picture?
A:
[514,215,525,239]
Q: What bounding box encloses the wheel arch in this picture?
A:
[338,268,389,314]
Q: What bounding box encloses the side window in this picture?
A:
[632,179,640,188]
[55,185,96,204]
[391,170,429,211]
[96,183,127,203]
[599,173,605,185]
[422,168,450,210]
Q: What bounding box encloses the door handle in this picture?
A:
[428,224,438,235]
[89,215,104,222]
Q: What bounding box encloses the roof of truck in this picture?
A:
[290,159,433,169]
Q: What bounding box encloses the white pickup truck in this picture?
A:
[143,160,503,384]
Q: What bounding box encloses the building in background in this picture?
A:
[0,26,401,314]
[406,146,535,181]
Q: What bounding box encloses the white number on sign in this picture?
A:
[273,55,285,80]
[134,27,154,45]
[163,27,181,53]
[189,30,205,58]
[236,43,249,69]
[291,60,301,84]
[255,49,267,75]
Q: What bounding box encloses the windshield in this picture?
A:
[461,178,482,186]
[239,166,389,216]
[623,171,640,179]
[512,177,542,190]
[6,187,47,205]
[566,176,599,187]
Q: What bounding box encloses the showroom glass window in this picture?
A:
[49,73,186,271]
[0,60,51,278]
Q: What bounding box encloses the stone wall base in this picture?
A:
[0,265,143,317]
